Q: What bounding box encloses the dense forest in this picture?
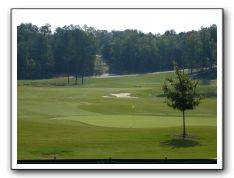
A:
[17,23,217,80]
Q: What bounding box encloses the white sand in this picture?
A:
[113,93,138,98]
[102,93,138,98]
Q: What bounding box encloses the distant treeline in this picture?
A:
[17,23,217,79]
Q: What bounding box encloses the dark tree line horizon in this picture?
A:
[17,23,217,80]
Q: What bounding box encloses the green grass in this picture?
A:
[52,115,216,128]
[17,72,217,160]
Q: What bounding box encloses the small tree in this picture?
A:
[162,66,203,139]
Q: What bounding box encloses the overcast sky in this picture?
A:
[13,9,222,34]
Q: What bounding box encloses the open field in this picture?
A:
[17,72,217,160]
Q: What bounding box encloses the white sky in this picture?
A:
[13,9,222,34]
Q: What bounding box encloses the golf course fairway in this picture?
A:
[17,72,217,160]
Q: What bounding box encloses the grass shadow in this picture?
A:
[160,138,200,149]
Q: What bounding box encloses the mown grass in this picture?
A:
[17,71,217,160]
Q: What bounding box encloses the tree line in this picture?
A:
[17,23,217,81]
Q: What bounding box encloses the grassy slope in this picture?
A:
[17,72,217,160]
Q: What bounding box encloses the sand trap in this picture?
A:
[112,93,138,98]
[102,93,138,98]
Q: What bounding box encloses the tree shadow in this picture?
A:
[160,138,200,149]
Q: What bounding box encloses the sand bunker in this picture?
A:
[111,93,134,98]
[102,93,138,98]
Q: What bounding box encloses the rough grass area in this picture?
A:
[17,71,217,160]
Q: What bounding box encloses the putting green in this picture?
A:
[53,115,216,128]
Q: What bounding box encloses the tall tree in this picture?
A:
[53,25,97,85]
[17,23,54,79]
[17,23,217,80]
[162,66,203,139]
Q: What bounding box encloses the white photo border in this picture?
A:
[11,8,224,170]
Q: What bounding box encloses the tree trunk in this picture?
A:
[182,110,186,139]
[81,74,84,85]
[67,73,70,85]
[75,74,78,85]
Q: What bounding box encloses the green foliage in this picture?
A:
[17,23,217,79]
[163,66,203,112]
[17,23,54,79]
[17,23,97,80]
[162,66,204,138]
[54,26,96,76]
[98,25,217,74]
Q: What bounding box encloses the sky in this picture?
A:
[12,9,222,34]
